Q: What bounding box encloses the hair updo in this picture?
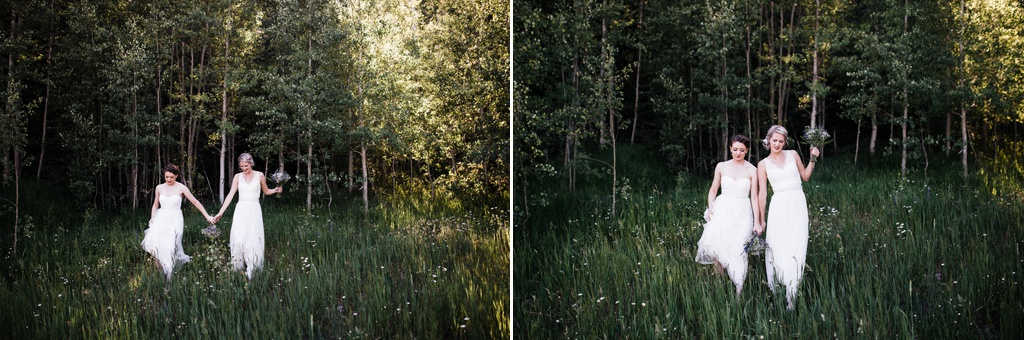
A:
[238,153,255,165]
[730,135,751,149]
[163,164,180,176]
[762,125,789,150]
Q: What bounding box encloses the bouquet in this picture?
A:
[201,224,221,238]
[743,232,768,256]
[270,168,291,198]
[801,126,833,162]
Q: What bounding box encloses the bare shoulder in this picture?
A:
[743,161,757,177]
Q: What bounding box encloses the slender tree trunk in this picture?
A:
[855,117,862,165]
[901,5,908,178]
[921,132,929,172]
[811,0,819,128]
[132,67,139,210]
[220,20,230,203]
[8,6,19,254]
[564,62,572,168]
[961,106,968,177]
[631,2,643,144]
[361,143,369,213]
[5,8,13,181]
[901,103,908,178]
[870,107,878,156]
[37,73,50,180]
[768,2,777,124]
[157,64,163,168]
[945,110,952,156]
[958,0,968,177]
[745,7,752,139]
[599,13,608,146]
[348,150,354,192]
[307,144,312,210]
[568,36,580,191]
[307,32,313,211]
[278,141,285,175]
[229,134,234,176]
[37,3,53,179]
[777,6,785,125]
[182,47,191,181]
[721,22,728,161]
[612,126,617,217]
[190,116,198,186]
[13,166,18,256]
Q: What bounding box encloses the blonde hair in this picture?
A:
[762,125,789,149]
[238,153,255,165]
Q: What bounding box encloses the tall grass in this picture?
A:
[0,185,508,338]
[515,145,1023,338]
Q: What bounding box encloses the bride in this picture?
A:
[695,135,760,298]
[141,164,216,281]
[756,125,818,310]
[214,153,283,280]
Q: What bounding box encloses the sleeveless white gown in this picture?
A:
[141,194,192,280]
[764,151,809,306]
[231,172,265,279]
[695,175,754,292]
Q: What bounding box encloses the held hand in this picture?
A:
[206,216,216,224]
[753,223,764,236]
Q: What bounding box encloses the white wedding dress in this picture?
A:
[230,172,265,279]
[141,194,192,280]
[764,151,809,307]
[695,175,754,293]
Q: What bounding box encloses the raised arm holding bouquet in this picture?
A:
[801,126,833,162]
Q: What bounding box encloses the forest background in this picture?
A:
[515,0,1024,199]
[0,0,509,215]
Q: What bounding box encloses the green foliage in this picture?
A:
[0,0,508,211]
[518,0,1024,194]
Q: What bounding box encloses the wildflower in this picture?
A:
[743,232,768,256]
[801,126,833,162]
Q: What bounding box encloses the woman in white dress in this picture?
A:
[756,125,818,310]
[213,153,283,280]
[695,135,761,298]
[141,164,216,281]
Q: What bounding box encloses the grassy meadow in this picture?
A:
[515,145,1024,338]
[0,183,509,338]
